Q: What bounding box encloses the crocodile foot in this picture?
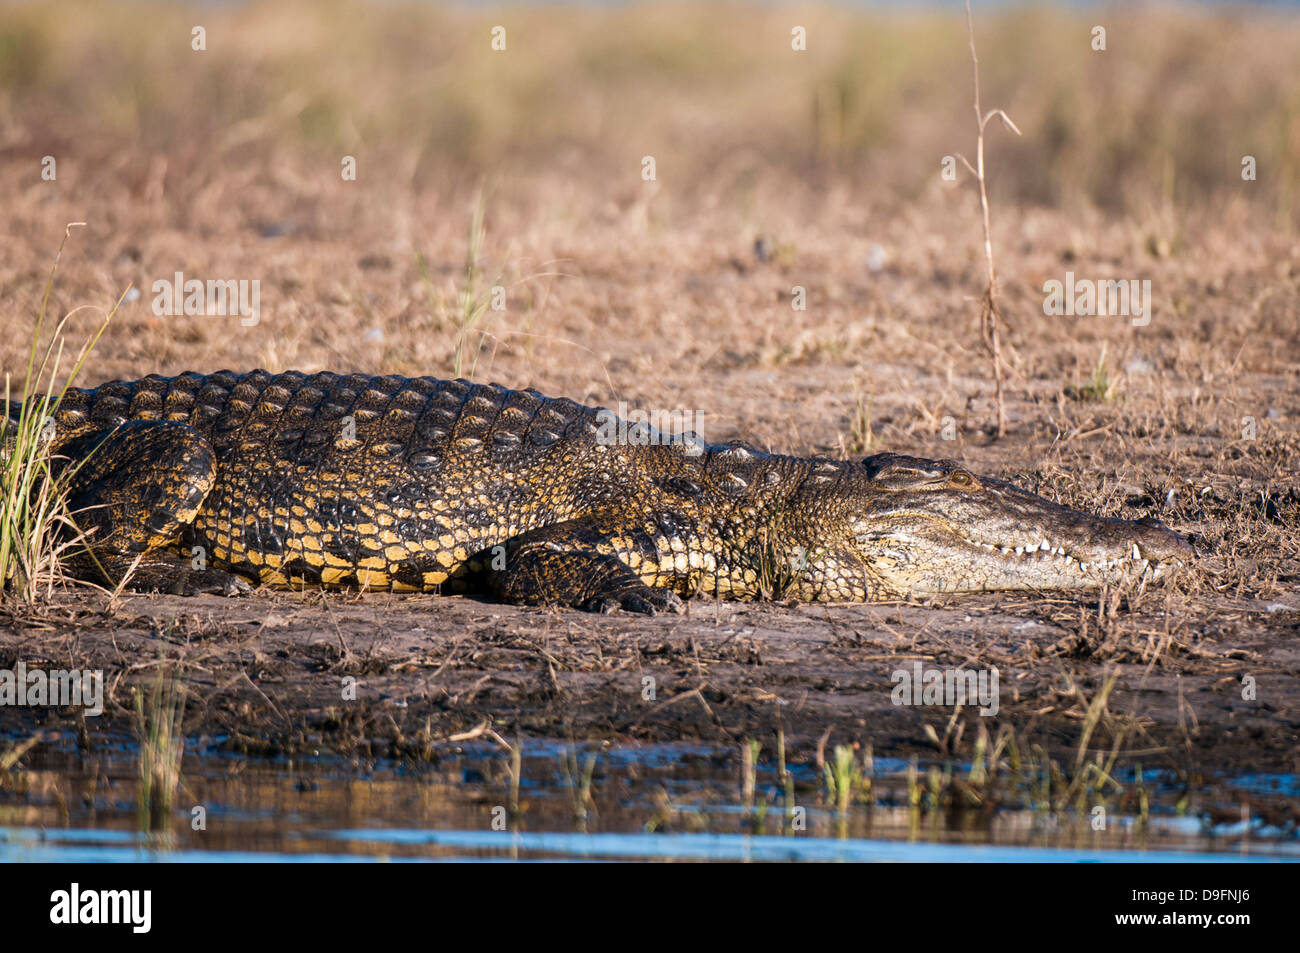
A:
[488,522,691,614]
[158,567,254,597]
[127,563,254,597]
[69,552,254,597]
[584,587,685,616]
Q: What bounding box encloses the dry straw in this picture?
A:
[957,0,1022,438]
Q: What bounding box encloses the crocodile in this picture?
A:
[13,370,1191,613]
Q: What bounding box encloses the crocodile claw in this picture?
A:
[584,588,684,616]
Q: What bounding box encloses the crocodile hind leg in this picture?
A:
[486,520,685,615]
[57,420,250,595]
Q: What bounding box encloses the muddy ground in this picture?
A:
[3,577,1297,810]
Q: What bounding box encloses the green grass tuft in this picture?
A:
[0,224,116,603]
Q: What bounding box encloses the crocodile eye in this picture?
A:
[949,471,973,487]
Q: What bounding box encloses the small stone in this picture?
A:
[865,243,888,273]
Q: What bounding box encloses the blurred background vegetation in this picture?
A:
[3,0,1297,219]
[1,0,1296,417]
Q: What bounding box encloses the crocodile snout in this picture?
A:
[1133,517,1193,564]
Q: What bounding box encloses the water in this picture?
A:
[1,739,1295,862]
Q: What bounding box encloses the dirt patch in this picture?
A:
[3,582,1297,796]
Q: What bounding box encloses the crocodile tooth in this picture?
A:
[1132,544,1141,560]
[1039,539,1050,551]
[1014,547,1023,556]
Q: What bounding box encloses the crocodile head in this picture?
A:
[788,452,1192,600]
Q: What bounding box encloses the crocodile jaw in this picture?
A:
[845,472,1193,598]
[854,516,1187,596]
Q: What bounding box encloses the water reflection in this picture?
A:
[1,741,1295,862]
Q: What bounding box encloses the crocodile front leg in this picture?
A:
[486,520,686,615]
[57,420,250,595]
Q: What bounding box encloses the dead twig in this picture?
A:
[957,0,1022,438]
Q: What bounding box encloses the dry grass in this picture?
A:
[959,0,1022,437]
